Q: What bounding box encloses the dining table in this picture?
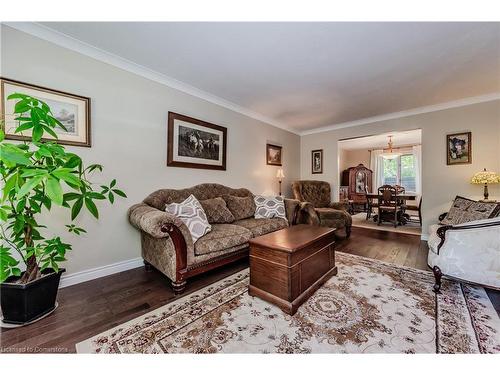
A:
[365,193,418,225]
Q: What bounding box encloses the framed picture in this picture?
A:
[167,112,227,170]
[311,149,323,174]
[0,77,91,147]
[447,132,472,165]
[266,144,283,166]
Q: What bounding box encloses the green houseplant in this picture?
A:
[0,93,126,324]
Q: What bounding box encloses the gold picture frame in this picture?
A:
[1,77,91,147]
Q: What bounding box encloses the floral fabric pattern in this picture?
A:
[441,195,500,225]
[194,224,252,256]
[76,253,499,354]
[223,195,256,220]
[199,197,235,224]
[233,218,288,237]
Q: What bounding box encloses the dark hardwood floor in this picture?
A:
[1,226,498,353]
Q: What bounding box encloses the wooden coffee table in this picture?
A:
[248,224,337,315]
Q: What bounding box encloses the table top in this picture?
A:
[248,224,335,253]
[366,193,418,200]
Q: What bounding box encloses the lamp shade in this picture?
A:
[276,169,285,179]
[471,169,500,184]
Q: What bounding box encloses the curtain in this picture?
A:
[413,145,422,195]
[370,149,385,192]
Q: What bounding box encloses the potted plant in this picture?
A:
[0,93,126,325]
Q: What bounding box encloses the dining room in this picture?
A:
[338,129,423,235]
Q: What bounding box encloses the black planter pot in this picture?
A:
[0,268,65,325]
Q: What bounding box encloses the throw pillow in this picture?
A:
[223,195,256,220]
[165,194,211,242]
[254,195,288,221]
[441,195,500,225]
[199,197,235,224]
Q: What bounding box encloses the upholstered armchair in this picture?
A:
[292,180,352,237]
[428,215,500,291]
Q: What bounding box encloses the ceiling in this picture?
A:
[37,22,500,133]
[338,129,422,150]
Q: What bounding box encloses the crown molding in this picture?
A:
[300,92,500,136]
[2,22,300,135]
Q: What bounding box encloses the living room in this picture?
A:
[1,1,500,372]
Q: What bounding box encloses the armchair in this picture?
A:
[427,215,500,292]
[292,180,352,238]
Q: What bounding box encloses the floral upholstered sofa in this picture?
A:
[128,183,316,293]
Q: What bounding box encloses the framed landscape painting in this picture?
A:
[266,144,283,166]
[167,112,227,170]
[312,149,323,174]
[0,78,91,147]
[447,132,472,165]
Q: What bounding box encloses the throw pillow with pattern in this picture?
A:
[441,195,500,225]
[199,197,235,224]
[254,195,288,222]
[165,195,211,242]
[223,195,256,220]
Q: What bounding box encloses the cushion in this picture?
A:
[165,194,211,243]
[199,197,235,224]
[254,195,288,221]
[441,196,500,225]
[234,217,288,237]
[194,224,252,256]
[223,195,256,220]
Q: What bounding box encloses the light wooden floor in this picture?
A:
[0,227,497,353]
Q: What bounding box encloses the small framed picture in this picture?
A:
[266,144,282,166]
[311,149,323,174]
[1,77,91,147]
[167,112,227,170]
[447,132,471,165]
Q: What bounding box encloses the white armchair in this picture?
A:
[427,215,500,292]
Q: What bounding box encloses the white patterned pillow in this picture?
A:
[165,195,211,242]
[254,195,287,222]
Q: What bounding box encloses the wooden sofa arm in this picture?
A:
[438,212,448,222]
[436,219,500,253]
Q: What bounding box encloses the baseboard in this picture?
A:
[59,257,143,288]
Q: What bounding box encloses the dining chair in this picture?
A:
[365,185,378,220]
[377,185,402,227]
[405,196,422,226]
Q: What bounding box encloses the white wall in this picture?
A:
[0,26,301,277]
[301,100,500,235]
[338,148,371,180]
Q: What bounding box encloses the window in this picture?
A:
[382,154,416,192]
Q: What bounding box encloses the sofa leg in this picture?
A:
[432,266,442,294]
[171,280,187,295]
[144,260,153,272]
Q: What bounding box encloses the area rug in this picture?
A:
[351,213,422,236]
[76,253,499,353]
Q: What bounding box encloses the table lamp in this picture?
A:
[471,168,500,202]
[276,169,285,196]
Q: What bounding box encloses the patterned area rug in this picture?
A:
[76,253,499,353]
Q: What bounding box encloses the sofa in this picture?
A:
[292,180,352,238]
[428,214,500,291]
[128,183,316,293]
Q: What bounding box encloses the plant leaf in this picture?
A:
[16,175,44,199]
[71,198,83,220]
[46,177,63,206]
[84,198,99,219]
